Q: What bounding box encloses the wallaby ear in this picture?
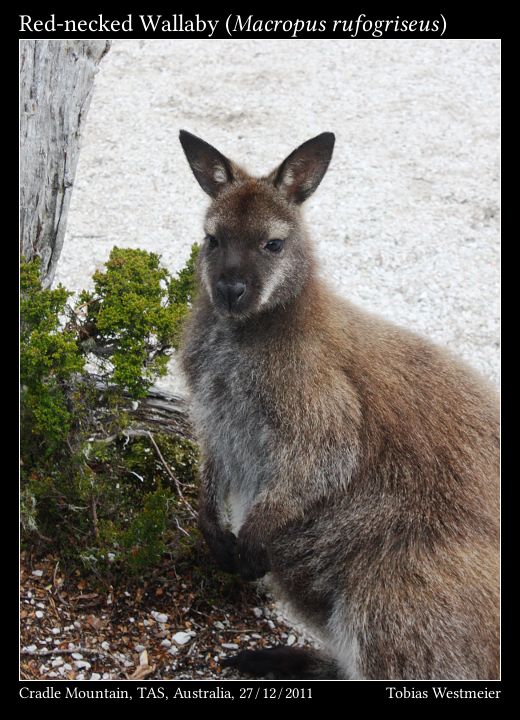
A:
[179,130,235,198]
[270,132,335,204]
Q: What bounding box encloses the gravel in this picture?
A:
[20,553,319,680]
[56,39,499,386]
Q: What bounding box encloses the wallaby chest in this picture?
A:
[185,320,274,532]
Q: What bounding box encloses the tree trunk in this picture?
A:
[20,40,111,287]
[129,387,193,440]
[20,41,192,439]
[81,374,194,440]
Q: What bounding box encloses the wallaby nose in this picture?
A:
[216,280,246,309]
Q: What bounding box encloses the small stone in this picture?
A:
[35,611,44,619]
[51,658,64,667]
[221,643,239,650]
[213,621,225,630]
[91,673,101,680]
[160,639,171,648]
[102,673,110,679]
[32,570,43,577]
[36,602,45,609]
[63,663,72,671]
[139,649,148,666]
[23,645,37,654]
[48,672,58,678]
[252,607,263,618]
[51,628,61,635]
[151,611,169,624]
[39,665,48,674]
[287,634,296,646]
[74,621,81,629]
[101,641,110,651]
[134,644,146,653]
[167,646,179,655]
[172,631,192,645]
[267,620,275,630]
[71,652,83,660]
[75,660,91,670]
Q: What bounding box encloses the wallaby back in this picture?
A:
[178,130,499,680]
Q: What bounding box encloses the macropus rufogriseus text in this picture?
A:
[178,130,499,680]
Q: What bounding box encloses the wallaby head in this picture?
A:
[179,130,335,317]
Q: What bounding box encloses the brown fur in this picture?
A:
[178,130,499,679]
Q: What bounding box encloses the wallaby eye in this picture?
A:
[205,234,218,249]
[264,239,284,253]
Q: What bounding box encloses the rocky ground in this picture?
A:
[20,551,318,681]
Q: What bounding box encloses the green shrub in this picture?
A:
[20,259,85,455]
[78,245,199,398]
[20,246,202,581]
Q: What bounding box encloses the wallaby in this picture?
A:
[178,129,499,680]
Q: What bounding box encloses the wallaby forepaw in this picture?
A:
[203,527,238,574]
[236,534,271,580]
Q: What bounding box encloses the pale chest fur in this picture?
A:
[185,322,275,534]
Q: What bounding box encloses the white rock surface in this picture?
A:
[56,39,499,387]
[150,611,169,624]
[172,631,192,646]
[139,649,149,666]
[75,660,91,670]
